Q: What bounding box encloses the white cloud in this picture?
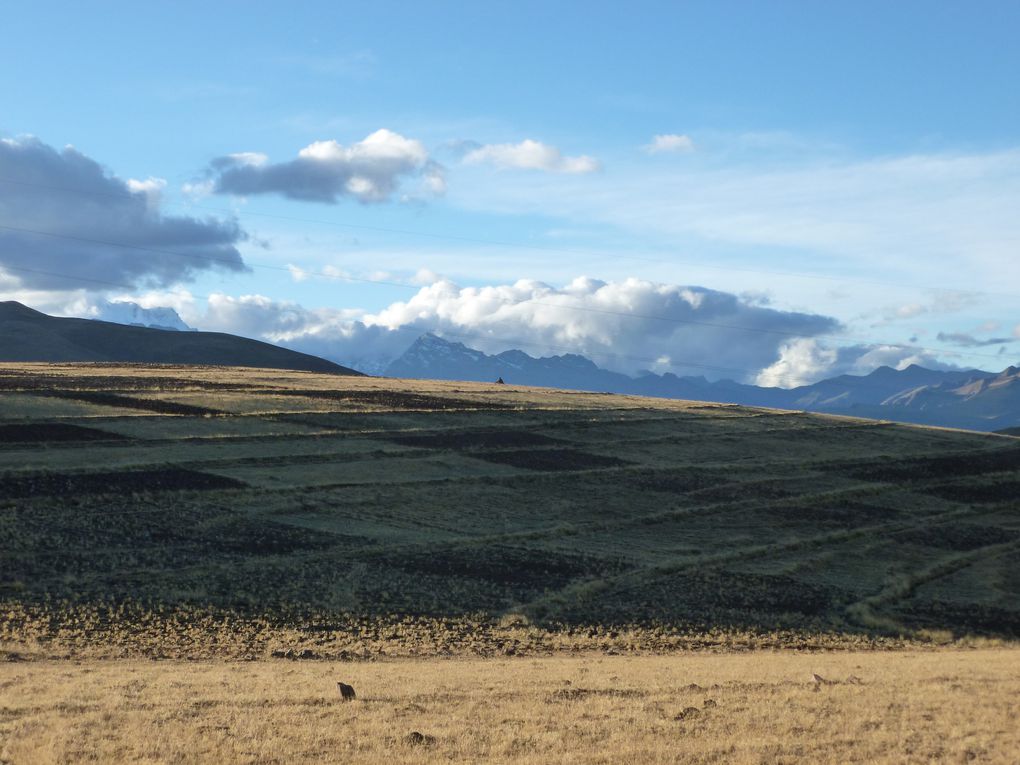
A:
[755,338,837,387]
[126,276,837,379]
[287,264,311,283]
[181,179,215,199]
[210,129,444,203]
[194,293,410,374]
[357,276,835,378]
[125,176,167,209]
[643,134,694,154]
[463,139,600,174]
[756,338,949,388]
[410,267,442,286]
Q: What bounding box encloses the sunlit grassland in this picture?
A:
[3,650,1019,764]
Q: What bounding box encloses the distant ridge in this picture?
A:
[0,301,360,375]
[387,333,1020,432]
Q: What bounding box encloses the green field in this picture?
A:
[2,362,1019,658]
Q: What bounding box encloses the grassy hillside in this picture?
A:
[0,301,359,374]
[1,362,1019,658]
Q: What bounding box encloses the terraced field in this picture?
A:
[1,362,1019,658]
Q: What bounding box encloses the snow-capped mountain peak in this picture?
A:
[92,301,194,332]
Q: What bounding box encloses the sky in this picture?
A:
[1,1,1019,385]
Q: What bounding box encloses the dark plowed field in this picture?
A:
[470,447,632,471]
[387,429,565,449]
[0,467,244,499]
[0,423,129,443]
[45,390,224,416]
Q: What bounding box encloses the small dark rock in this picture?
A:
[337,682,356,701]
[703,699,717,708]
[405,731,436,747]
[675,706,701,721]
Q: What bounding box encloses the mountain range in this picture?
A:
[2,302,1017,432]
[0,301,357,375]
[386,333,1020,432]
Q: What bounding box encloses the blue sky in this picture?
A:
[2,1,1019,383]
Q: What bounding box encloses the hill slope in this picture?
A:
[0,301,358,374]
[387,334,1020,431]
[2,363,1019,658]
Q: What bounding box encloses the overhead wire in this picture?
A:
[0,223,1013,365]
[1,174,1018,299]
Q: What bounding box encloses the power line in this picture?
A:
[0,223,1013,364]
[0,174,1017,300]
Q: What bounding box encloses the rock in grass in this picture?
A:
[336,682,356,701]
[405,731,437,747]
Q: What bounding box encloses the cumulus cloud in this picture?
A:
[357,276,837,378]
[756,338,952,388]
[0,136,247,291]
[643,134,695,154]
[149,277,838,379]
[195,293,414,374]
[209,129,444,203]
[463,140,600,174]
[102,275,981,388]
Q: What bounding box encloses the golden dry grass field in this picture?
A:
[2,651,1019,764]
[1,363,1019,762]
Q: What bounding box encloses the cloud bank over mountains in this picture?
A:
[209,129,445,203]
[755,338,949,388]
[139,275,918,385]
[0,136,247,291]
